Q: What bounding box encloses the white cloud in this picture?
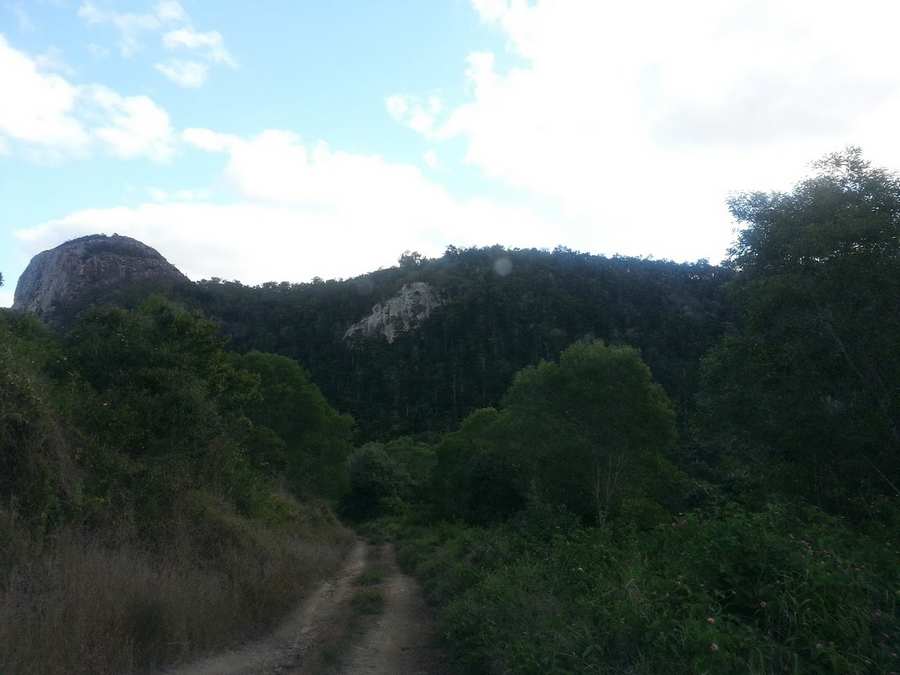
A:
[0,289,13,309]
[0,36,174,162]
[423,149,439,169]
[385,94,408,119]
[77,1,180,57]
[155,59,208,88]
[385,94,443,138]
[77,1,234,85]
[18,129,565,284]
[162,27,235,66]
[155,0,187,23]
[86,85,175,160]
[0,35,90,154]
[148,187,209,202]
[387,0,900,262]
[181,127,235,152]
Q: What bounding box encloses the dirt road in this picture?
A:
[336,544,446,675]
[162,539,448,675]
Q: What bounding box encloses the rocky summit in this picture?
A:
[13,234,190,325]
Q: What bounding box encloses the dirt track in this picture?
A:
[336,544,446,675]
[161,539,447,675]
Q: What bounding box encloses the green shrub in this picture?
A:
[392,501,899,674]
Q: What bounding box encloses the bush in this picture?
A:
[341,443,408,519]
[391,501,899,674]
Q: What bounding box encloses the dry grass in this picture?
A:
[0,496,353,675]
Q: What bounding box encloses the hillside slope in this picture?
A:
[184,246,732,438]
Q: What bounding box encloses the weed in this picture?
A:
[357,566,387,586]
[351,588,385,616]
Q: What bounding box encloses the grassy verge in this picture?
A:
[375,504,899,675]
[351,587,386,615]
[0,493,353,675]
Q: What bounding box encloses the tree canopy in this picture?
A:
[434,341,681,524]
[702,148,900,514]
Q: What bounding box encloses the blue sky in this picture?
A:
[3,0,900,306]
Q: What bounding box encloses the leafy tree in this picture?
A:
[342,443,406,518]
[701,148,900,514]
[398,250,425,268]
[432,408,531,523]
[63,297,269,520]
[0,312,74,531]
[503,341,678,523]
[66,297,251,457]
[433,342,678,524]
[381,435,437,502]
[235,351,354,497]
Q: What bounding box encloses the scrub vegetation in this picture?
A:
[0,298,354,674]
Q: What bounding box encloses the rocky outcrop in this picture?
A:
[344,282,443,343]
[13,234,190,325]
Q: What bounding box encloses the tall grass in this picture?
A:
[0,495,353,675]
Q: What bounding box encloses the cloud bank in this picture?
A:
[389,0,900,260]
[16,128,563,285]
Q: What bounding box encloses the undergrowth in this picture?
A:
[379,502,899,674]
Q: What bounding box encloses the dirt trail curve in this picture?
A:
[160,539,448,675]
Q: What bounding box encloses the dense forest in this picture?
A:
[1,149,898,673]
[182,245,731,440]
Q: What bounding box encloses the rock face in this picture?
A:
[344,282,443,343]
[13,234,190,324]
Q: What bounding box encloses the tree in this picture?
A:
[432,407,531,523]
[235,351,354,497]
[0,311,73,530]
[398,250,424,268]
[433,342,678,524]
[342,443,405,518]
[65,297,249,462]
[503,341,677,523]
[702,148,900,513]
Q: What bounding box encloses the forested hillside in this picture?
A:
[185,248,731,439]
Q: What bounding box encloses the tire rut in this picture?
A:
[159,538,449,675]
[161,539,368,675]
[335,544,448,675]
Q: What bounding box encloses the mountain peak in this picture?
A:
[13,234,190,325]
